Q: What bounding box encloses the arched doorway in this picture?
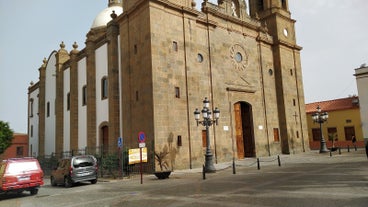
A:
[101,125,109,155]
[234,102,255,158]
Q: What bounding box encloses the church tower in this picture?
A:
[250,0,307,154]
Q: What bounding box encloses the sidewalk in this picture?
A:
[98,148,367,182]
[172,148,367,175]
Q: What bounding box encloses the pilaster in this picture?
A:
[55,42,70,155]
[107,14,120,151]
[86,32,97,152]
[69,42,79,152]
[38,58,47,156]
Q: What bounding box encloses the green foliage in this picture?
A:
[0,121,14,154]
[155,149,169,172]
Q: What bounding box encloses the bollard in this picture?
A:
[330,150,332,157]
[277,155,281,167]
[232,159,236,174]
[202,165,206,180]
[257,158,260,170]
[348,145,350,152]
[339,147,341,155]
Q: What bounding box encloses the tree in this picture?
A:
[0,121,14,154]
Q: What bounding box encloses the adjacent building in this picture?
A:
[306,97,364,150]
[0,133,29,160]
[355,64,368,141]
[28,0,308,170]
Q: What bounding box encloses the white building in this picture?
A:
[355,64,368,139]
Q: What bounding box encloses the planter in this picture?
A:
[154,171,171,179]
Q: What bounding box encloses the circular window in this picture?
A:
[197,53,203,63]
[235,52,242,62]
[268,69,273,76]
[283,28,288,37]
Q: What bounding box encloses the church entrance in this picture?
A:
[234,102,256,158]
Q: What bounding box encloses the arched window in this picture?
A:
[101,77,108,100]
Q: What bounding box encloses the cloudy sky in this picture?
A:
[0,0,367,133]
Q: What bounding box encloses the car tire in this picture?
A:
[50,176,57,186]
[64,176,73,188]
[30,188,38,195]
[91,179,97,184]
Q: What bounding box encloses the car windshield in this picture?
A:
[73,157,94,168]
[7,161,39,174]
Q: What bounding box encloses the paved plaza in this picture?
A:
[1,149,367,207]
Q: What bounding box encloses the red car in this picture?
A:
[0,157,44,195]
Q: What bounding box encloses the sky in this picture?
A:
[0,0,367,133]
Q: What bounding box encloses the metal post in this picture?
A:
[202,165,206,180]
[278,155,281,167]
[204,122,215,173]
[257,158,260,170]
[319,122,329,153]
[232,158,236,174]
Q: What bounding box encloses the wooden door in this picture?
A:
[234,103,245,159]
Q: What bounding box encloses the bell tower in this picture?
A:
[251,0,307,154]
[249,0,294,45]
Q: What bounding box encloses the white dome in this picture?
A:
[91,6,123,29]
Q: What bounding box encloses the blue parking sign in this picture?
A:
[118,137,123,148]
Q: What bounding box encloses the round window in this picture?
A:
[197,53,203,63]
[235,52,242,62]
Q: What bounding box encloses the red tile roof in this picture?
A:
[306,97,359,114]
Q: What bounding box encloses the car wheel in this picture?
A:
[64,176,73,188]
[30,188,38,195]
[50,176,57,186]
[91,179,97,184]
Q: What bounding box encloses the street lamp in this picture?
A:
[194,97,220,173]
[311,105,329,153]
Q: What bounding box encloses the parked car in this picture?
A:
[50,155,98,187]
[0,157,44,195]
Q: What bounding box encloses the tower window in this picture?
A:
[173,41,178,52]
[101,77,108,100]
[175,87,180,98]
[30,98,34,117]
[290,68,293,76]
[67,92,70,111]
[47,101,50,117]
[257,0,264,11]
[136,91,139,101]
[82,85,87,106]
[293,99,296,106]
[281,0,287,9]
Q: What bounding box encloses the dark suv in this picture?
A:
[50,155,98,187]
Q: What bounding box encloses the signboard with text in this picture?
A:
[128,148,147,164]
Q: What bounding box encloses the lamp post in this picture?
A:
[194,97,220,173]
[311,105,329,153]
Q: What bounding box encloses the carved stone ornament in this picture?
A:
[229,44,248,72]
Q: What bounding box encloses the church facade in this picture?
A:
[28,0,309,170]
